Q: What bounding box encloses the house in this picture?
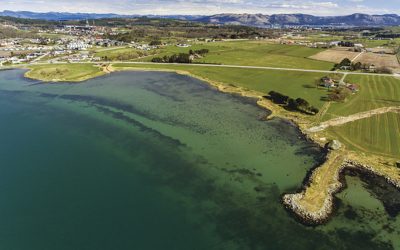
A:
[368,64,376,71]
[347,84,359,93]
[321,76,335,88]
[176,44,191,48]
[329,41,341,47]
[67,41,91,50]
[340,66,351,70]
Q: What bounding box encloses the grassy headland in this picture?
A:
[25,64,105,82]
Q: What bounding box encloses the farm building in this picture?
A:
[321,76,336,88]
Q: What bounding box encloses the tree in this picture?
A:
[339,58,352,67]
[149,40,162,46]
[327,87,352,102]
[268,91,289,104]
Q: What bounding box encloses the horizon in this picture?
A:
[0,0,399,16]
[1,9,399,18]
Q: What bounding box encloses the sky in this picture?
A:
[0,0,399,16]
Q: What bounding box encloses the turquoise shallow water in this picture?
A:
[0,69,399,249]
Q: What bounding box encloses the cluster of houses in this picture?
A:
[130,42,158,51]
[320,76,359,92]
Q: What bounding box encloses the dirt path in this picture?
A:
[307,106,400,132]
[314,102,331,123]
[351,52,364,62]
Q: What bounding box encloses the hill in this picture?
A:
[1,10,400,27]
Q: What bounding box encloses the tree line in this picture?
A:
[266,91,319,115]
[151,49,209,64]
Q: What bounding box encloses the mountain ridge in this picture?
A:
[1,10,399,26]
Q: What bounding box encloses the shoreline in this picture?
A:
[20,64,400,226]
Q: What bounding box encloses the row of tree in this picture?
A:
[266,91,319,115]
[151,53,192,63]
[151,49,210,64]
[333,58,393,74]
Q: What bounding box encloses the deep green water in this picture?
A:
[0,69,399,250]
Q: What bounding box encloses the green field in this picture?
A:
[113,63,328,108]
[328,113,400,157]
[322,74,400,158]
[323,74,400,120]
[93,47,155,61]
[137,41,334,70]
[26,64,105,82]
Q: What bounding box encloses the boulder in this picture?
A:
[327,140,342,150]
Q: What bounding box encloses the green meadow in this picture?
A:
[323,74,400,119]
[323,74,400,158]
[26,64,105,82]
[137,41,334,70]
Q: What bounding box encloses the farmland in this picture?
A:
[309,48,360,63]
[93,47,157,61]
[354,53,400,73]
[321,74,400,158]
[327,112,400,157]
[137,41,334,70]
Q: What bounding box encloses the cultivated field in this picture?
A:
[138,41,334,70]
[328,113,400,158]
[322,74,400,158]
[353,52,400,73]
[324,74,400,119]
[309,48,360,63]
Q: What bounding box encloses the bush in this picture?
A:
[327,87,352,102]
[151,53,192,63]
[375,67,393,74]
[149,40,162,46]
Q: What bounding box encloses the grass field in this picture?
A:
[113,63,328,108]
[93,47,156,61]
[323,74,400,119]
[26,64,105,82]
[328,113,400,157]
[322,74,400,158]
[137,41,334,70]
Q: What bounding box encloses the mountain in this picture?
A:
[197,13,400,27]
[0,10,132,21]
[1,10,400,27]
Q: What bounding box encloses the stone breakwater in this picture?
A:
[282,159,400,226]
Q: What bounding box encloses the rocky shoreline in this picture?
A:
[282,159,400,226]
